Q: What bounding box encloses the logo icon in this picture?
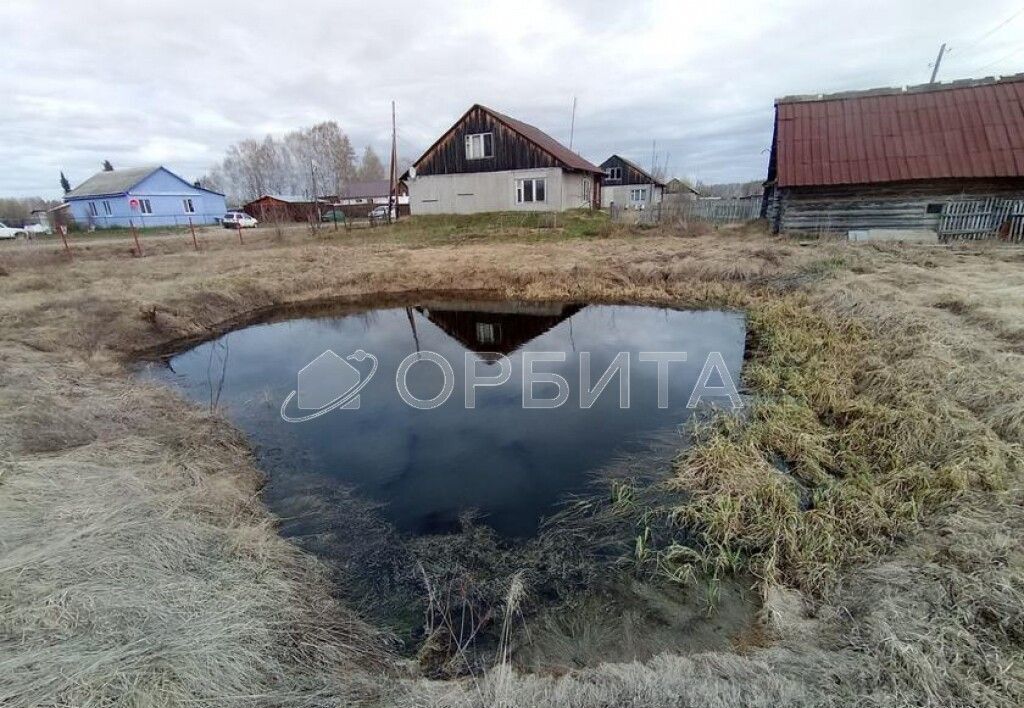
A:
[280,349,378,422]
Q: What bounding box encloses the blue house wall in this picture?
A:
[66,168,227,228]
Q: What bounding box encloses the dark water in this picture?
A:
[146,301,745,538]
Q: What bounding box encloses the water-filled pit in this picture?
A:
[143,298,755,669]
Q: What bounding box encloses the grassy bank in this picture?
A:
[1,218,1022,706]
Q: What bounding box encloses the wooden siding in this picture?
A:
[599,155,655,187]
[414,106,563,176]
[770,179,1024,234]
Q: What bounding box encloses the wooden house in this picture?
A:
[763,74,1024,236]
[403,104,603,214]
[599,155,666,208]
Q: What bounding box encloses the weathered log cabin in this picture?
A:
[598,155,665,208]
[762,74,1024,237]
[403,104,603,214]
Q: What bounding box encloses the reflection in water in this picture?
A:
[147,301,746,538]
[418,301,583,361]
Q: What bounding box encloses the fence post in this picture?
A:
[236,220,244,245]
[58,224,71,256]
[188,217,199,251]
[130,218,143,257]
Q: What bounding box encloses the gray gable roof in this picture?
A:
[65,166,161,198]
[65,165,224,198]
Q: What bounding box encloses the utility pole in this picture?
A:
[388,100,398,224]
[929,43,947,84]
[569,96,577,150]
[309,159,320,229]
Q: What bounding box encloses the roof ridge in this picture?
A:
[776,72,1024,105]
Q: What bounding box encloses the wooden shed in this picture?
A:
[242,195,321,223]
[762,74,1024,238]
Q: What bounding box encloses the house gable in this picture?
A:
[412,105,601,177]
[600,155,663,187]
[130,167,224,196]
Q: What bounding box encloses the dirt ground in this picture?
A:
[1,216,1022,707]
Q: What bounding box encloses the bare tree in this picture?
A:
[356,145,386,181]
[205,121,360,204]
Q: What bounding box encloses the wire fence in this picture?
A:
[77,212,227,230]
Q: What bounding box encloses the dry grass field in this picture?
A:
[1,214,1022,707]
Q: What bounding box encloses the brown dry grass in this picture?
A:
[1,217,1022,706]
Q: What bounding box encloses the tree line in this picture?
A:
[0,197,61,226]
[199,122,393,206]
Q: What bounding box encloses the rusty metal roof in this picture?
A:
[773,73,1024,188]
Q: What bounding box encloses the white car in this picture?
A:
[221,212,258,229]
[0,222,28,239]
[368,205,396,222]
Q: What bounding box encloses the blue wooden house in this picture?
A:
[64,166,227,228]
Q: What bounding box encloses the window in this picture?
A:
[139,199,152,214]
[87,202,98,216]
[475,322,499,344]
[182,198,195,213]
[630,187,648,202]
[102,201,112,215]
[516,177,546,204]
[926,203,944,214]
[605,166,622,181]
[582,178,591,201]
[464,132,494,160]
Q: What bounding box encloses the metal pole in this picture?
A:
[188,216,199,251]
[930,43,947,83]
[569,96,577,150]
[130,218,143,257]
[59,224,71,255]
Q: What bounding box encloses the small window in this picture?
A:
[516,177,546,204]
[139,199,153,214]
[582,178,591,200]
[605,166,622,181]
[476,322,499,344]
[87,202,98,216]
[183,198,195,213]
[630,187,648,202]
[102,201,112,215]
[926,203,944,214]
[464,132,494,160]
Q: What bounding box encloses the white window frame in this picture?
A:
[139,198,153,214]
[182,198,195,213]
[630,187,648,202]
[475,322,498,344]
[464,132,494,160]
[605,166,622,180]
[515,177,546,204]
[582,178,591,201]
[87,202,98,217]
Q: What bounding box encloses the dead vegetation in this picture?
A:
[1,216,1023,706]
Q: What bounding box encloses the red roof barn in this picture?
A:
[763,74,1024,238]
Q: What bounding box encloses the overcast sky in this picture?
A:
[3,0,1023,198]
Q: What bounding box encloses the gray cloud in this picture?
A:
[2,0,1022,197]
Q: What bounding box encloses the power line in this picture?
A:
[974,45,1024,73]
[955,5,1024,57]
